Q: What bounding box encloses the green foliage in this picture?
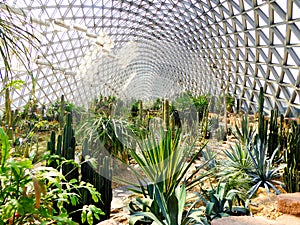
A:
[47,113,110,223]
[225,94,235,113]
[218,143,253,192]
[283,122,300,193]
[0,127,103,225]
[193,95,209,122]
[247,136,285,198]
[131,101,139,118]
[202,147,217,171]
[126,127,213,224]
[77,113,126,161]
[152,98,162,110]
[233,115,255,147]
[129,182,209,225]
[0,3,40,80]
[199,182,249,222]
[127,128,209,197]
[92,95,116,117]
[172,92,193,111]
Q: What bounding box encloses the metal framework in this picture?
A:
[1,0,300,116]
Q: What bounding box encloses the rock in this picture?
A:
[97,218,119,225]
[211,216,285,225]
[277,192,300,216]
[277,214,300,224]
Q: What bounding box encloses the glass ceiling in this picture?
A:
[1,0,300,116]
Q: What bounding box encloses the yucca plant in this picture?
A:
[247,136,285,198]
[126,127,210,198]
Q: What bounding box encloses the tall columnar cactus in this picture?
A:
[163,98,170,131]
[48,113,112,223]
[47,112,78,180]
[81,140,112,222]
[258,87,266,144]
[283,122,300,193]
[59,94,65,128]
[62,113,78,181]
[268,109,279,159]
[257,88,281,159]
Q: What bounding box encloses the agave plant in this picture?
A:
[198,182,249,222]
[129,182,209,225]
[247,136,285,198]
[233,114,255,147]
[218,143,253,192]
[222,144,253,175]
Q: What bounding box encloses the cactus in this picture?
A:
[283,122,300,193]
[258,87,266,144]
[257,88,283,162]
[268,109,280,160]
[81,140,112,222]
[47,131,57,168]
[48,113,112,223]
[59,94,65,128]
[163,98,170,131]
[61,113,78,181]
[47,112,78,180]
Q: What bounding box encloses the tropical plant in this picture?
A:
[129,182,209,225]
[0,127,103,225]
[124,126,213,225]
[152,98,162,110]
[131,101,139,118]
[247,136,285,198]
[76,113,126,162]
[198,182,249,222]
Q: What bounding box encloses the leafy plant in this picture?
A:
[225,94,235,113]
[124,126,213,225]
[0,2,41,140]
[129,182,209,225]
[233,114,255,147]
[202,147,217,170]
[218,143,253,193]
[126,128,209,198]
[0,127,103,224]
[221,144,253,178]
[152,98,162,110]
[76,113,126,162]
[193,95,209,122]
[247,136,285,198]
[199,182,249,222]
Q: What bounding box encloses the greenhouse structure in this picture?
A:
[0,0,299,225]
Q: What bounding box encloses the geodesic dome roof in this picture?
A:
[2,0,300,116]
